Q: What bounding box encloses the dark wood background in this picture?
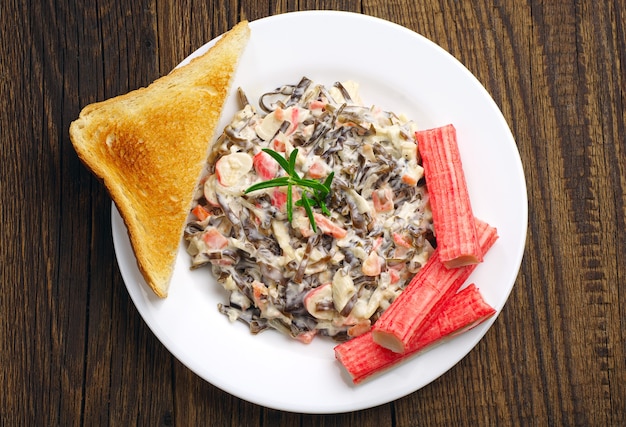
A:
[2,1,625,425]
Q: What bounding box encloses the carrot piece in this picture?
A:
[335,284,496,384]
[202,227,229,250]
[313,213,348,239]
[401,173,419,186]
[417,124,481,268]
[371,218,497,353]
[191,205,210,221]
[307,160,328,179]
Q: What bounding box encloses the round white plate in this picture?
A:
[112,11,527,414]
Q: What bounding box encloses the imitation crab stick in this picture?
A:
[253,150,279,180]
[417,124,482,268]
[334,284,496,384]
[371,218,498,353]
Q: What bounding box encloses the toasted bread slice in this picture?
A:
[70,21,250,297]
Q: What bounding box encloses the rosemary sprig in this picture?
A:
[244,148,334,232]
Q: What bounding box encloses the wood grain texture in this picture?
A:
[1,0,625,425]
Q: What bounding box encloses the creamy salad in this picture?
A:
[185,77,435,343]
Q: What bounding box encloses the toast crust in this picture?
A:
[70,21,250,297]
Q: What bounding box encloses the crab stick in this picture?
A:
[371,218,497,353]
[417,124,481,268]
[334,284,496,384]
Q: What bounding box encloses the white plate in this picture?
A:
[112,11,527,414]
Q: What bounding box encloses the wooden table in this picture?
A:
[2,1,625,425]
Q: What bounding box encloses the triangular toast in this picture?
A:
[70,21,250,297]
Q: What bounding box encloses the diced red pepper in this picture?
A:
[307,161,327,179]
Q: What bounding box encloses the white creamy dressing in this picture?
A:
[185,78,435,342]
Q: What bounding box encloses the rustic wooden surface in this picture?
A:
[2,0,625,425]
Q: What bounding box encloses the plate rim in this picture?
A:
[111,10,528,414]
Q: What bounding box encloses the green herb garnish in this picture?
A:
[245,148,334,232]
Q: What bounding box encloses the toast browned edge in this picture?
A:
[69,21,250,297]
